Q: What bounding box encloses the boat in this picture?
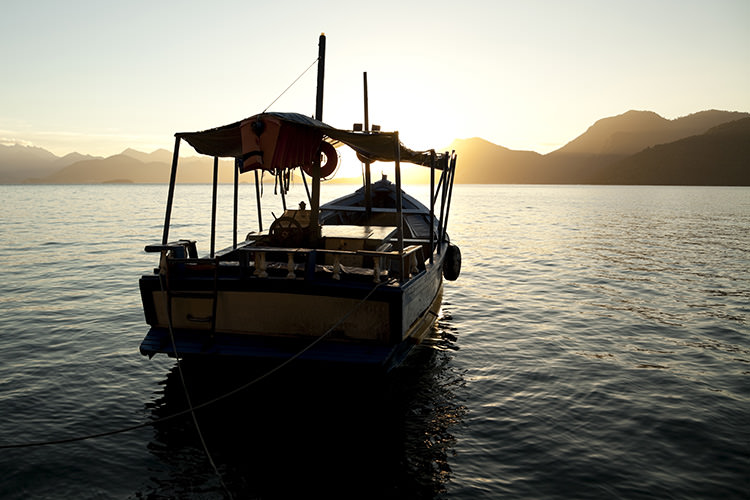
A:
[138,35,461,371]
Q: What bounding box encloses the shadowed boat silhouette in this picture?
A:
[138,35,461,371]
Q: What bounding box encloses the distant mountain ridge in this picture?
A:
[119,148,173,164]
[450,109,749,185]
[1,109,748,185]
[551,109,749,156]
[37,151,238,184]
[0,143,103,183]
[592,117,750,185]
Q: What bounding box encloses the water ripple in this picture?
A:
[0,185,748,499]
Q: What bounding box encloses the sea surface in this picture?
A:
[0,183,748,499]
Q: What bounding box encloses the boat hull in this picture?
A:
[139,250,445,369]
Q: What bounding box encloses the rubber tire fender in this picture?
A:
[443,243,461,281]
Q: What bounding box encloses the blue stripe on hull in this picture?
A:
[140,327,407,368]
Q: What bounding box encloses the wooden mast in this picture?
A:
[315,33,326,122]
[363,72,372,218]
[309,33,326,240]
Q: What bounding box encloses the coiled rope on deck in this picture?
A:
[0,278,391,450]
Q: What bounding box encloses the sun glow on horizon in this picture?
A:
[1,1,748,163]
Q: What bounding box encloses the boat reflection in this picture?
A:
[137,314,465,499]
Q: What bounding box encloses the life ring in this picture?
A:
[443,243,461,281]
[302,141,338,178]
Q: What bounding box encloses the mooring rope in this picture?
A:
[0,278,390,450]
[160,272,233,498]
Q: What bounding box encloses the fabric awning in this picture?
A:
[176,112,442,169]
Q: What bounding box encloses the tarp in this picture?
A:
[176,112,442,169]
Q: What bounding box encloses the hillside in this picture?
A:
[449,110,749,185]
[449,138,543,184]
[37,152,238,184]
[551,109,749,156]
[3,109,749,185]
[119,148,174,164]
[592,117,750,185]
[41,154,171,184]
[0,143,101,183]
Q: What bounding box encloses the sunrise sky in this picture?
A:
[1,0,748,159]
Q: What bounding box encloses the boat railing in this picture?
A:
[150,241,424,284]
[237,244,423,283]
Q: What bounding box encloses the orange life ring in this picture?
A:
[302,141,338,178]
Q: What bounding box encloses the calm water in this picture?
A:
[0,183,748,499]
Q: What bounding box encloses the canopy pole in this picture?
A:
[210,156,218,258]
[301,170,312,206]
[254,170,263,232]
[437,153,449,251]
[310,33,326,240]
[310,157,322,241]
[394,132,405,281]
[233,158,239,249]
[278,171,287,211]
[161,136,181,245]
[442,152,457,241]
[363,71,372,219]
[429,151,435,263]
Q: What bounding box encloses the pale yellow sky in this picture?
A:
[1,0,748,161]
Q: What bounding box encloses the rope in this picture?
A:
[263,57,320,114]
[0,278,390,450]
[160,272,233,498]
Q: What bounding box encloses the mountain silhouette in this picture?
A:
[550,110,747,157]
[2,109,748,185]
[443,138,543,184]
[120,148,173,164]
[449,110,749,184]
[40,154,170,184]
[37,152,240,184]
[592,117,750,185]
[0,143,103,183]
